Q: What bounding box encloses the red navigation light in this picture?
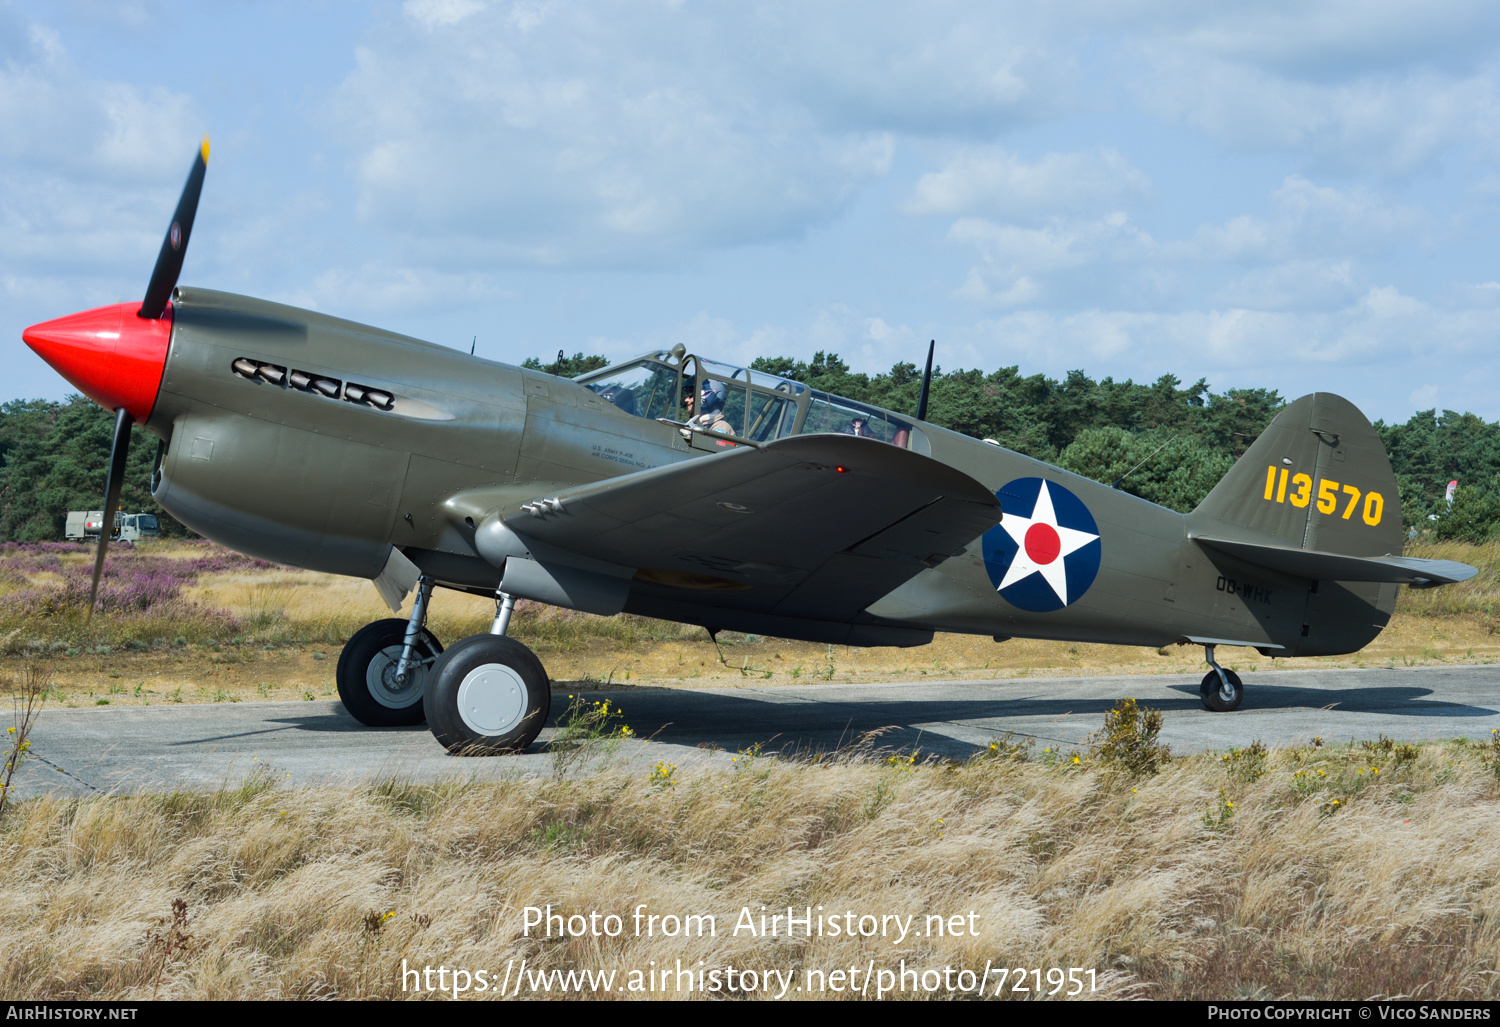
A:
[22,302,172,424]
[836,466,847,473]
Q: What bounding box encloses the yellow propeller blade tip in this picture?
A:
[200,135,210,163]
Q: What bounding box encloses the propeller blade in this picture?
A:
[139,136,210,320]
[915,339,935,422]
[87,407,134,622]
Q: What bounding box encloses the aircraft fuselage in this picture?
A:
[145,288,1393,658]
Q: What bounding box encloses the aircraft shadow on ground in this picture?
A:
[245,681,1498,760]
[1167,682,1496,718]
[171,710,404,746]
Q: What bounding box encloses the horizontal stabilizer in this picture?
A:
[1183,635,1285,651]
[1195,535,1477,588]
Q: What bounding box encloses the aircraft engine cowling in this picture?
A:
[152,413,406,578]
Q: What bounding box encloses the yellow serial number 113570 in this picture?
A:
[1264,466,1384,526]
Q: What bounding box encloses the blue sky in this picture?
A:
[4,0,1500,423]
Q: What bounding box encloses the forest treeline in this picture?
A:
[2,351,1497,541]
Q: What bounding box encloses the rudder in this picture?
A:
[1191,393,1403,559]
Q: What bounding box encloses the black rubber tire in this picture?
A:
[424,634,551,755]
[1200,669,1244,712]
[336,618,442,727]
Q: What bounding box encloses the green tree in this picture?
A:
[1432,482,1500,543]
[522,352,610,378]
[1379,409,1500,513]
[0,397,187,541]
[1395,475,1431,533]
[1058,427,1234,513]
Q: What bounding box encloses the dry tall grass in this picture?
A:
[2,734,1498,1000]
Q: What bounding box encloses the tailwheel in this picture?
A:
[1199,669,1244,712]
[424,634,551,755]
[336,618,443,726]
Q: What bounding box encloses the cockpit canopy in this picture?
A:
[574,351,928,451]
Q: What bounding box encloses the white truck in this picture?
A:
[65,510,160,543]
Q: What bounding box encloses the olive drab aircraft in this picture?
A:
[20,142,1480,755]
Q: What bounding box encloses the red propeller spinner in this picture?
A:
[22,302,172,424]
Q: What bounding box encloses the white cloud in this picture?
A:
[942,212,1158,308]
[0,18,201,291]
[1444,281,1500,308]
[1268,176,1427,254]
[905,146,1150,222]
[1215,259,1361,311]
[320,0,1496,299]
[327,2,1104,266]
[1410,384,1440,409]
[294,263,504,316]
[941,282,1500,384]
[1132,47,1500,177]
[1173,177,1424,268]
[403,0,488,30]
[332,3,956,266]
[922,167,1430,316]
[752,5,1074,135]
[1159,1,1500,77]
[0,24,198,182]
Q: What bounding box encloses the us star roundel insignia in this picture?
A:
[981,477,1102,612]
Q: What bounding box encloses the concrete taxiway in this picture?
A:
[12,663,1500,796]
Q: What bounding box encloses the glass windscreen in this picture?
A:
[798,391,918,448]
[578,352,921,450]
[579,361,681,421]
[693,359,806,439]
[697,358,750,384]
[744,392,795,441]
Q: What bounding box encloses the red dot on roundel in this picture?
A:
[1024,522,1061,565]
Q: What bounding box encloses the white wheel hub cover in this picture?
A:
[457,663,529,736]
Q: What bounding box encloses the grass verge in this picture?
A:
[1,723,1499,1000]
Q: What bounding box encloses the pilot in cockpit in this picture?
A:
[686,379,733,434]
[845,415,876,438]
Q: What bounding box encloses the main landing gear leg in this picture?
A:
[491,592,516,636]
[336,574,443,727]
[424,589,551,755]
[1199,644,1244,713]
[395,575,435,683]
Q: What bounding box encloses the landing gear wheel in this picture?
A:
[424,634,551,755]
[336,618,443,727]
[1200,669,1244,712]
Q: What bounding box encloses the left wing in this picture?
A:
[490,434,1002,622]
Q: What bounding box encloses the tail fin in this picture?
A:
[1190,392,1403,559]
[1189,393,1473,657]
